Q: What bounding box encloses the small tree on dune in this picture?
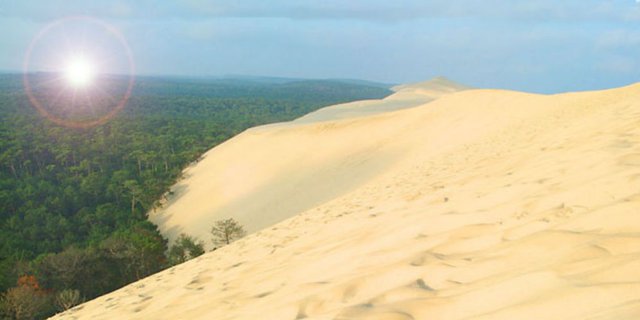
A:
[210,218,246,248]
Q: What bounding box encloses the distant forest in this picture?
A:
[0,74,391,318]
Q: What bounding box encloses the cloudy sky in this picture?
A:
[2,0,640,93]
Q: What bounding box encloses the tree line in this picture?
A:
[1,218,246,319]
[0,75,391,319]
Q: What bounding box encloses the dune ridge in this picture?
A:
[53,81,640,319]
[148,77,470,245]
[294,76,471,123]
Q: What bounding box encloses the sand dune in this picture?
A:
[294,77,471,123]
[53,81,640,319]
[148,77,469,245]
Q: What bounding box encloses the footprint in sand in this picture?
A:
[413,279,434,291]
[185,272,212,290]
[552,203,574,218]
[132,295,153,308]
[515,211,530,220]
[253,291,273,299]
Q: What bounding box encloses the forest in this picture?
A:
[0,74,391,318]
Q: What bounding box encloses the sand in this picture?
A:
[294,77,471,123]
[52,80,640,319]
[147,76,470,246]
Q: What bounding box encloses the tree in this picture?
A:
[0,75,391,309]
[167,234,205,266]
[210,218,246,248]
[32,247,88,294]
[123,180,143,216]
[0,276,54,320]
[100,223,167,281]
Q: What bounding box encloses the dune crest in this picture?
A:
[295,76,471,124]
[148,77,469,245]
[54,81,640,319]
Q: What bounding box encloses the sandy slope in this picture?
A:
[294,77,471,123]
[148,77,470,246]
[53,82,640,319]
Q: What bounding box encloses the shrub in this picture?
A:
[167,233,205,266]
[55,289,83,312]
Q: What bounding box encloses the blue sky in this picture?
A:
[1,0,640,93]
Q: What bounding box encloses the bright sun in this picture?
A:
[65,57,95,87]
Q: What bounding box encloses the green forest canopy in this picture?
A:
[0,73,391,314]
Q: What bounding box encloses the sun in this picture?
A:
[65,57,95,87]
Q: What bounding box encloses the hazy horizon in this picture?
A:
[2,1,640,93]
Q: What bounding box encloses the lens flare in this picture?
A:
[65,56,95,87]
[23,16,135,129]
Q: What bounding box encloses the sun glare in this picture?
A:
[65,57,95,87]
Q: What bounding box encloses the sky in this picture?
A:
[1,0,640,93]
